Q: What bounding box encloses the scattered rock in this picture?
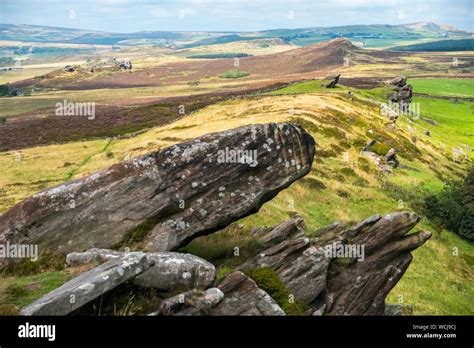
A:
[452,147,468,161]
[64,65,76,72]
[20,252,152,315]
[0,123,316,255]
[384,303,414,316]
[150,288,224,316]
[385,148,399,167]
[421,117,438,126]
[211,271,285,315]
[362,139,377,152]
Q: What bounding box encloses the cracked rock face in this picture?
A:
[211,271,286,316]
[322,211,431,315]
[0,123,316,255]
[20,252,152,316]
[238,212,430,315]
[239,237,331,305]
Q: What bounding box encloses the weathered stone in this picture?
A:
[323,212,431,315]
[20,252,151,315]
[387,76,407,87]
[150,288,224,316]
[133,252,215,290]
[239,237,330,305]
[323,74,340,88]
[211,271,285,315]
[66,248,123,266]
[384,303,414,316]
[385,148,399,167]
[250,216,305,246]
[66,249,216,291]
[0,123,316,255]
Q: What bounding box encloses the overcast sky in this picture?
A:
[1,0,473,33]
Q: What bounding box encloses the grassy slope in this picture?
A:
[0,79,472,315]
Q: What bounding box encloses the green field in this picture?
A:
[411,78,474,98]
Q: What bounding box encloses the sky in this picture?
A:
[0,0,473,33]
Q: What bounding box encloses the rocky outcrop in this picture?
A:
[0,123,316,255]
[66,249,216,291]
[20,252,152,316]
[18,211,430,316]
[238,212,430,315]
[323,74,340,88]
[387,75,413,114]
[211,271,286,316]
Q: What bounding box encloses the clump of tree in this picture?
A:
[422,167,474,241]
[188,53,253,59]
[0,84,9,96]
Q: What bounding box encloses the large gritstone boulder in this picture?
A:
[0,123,316,255]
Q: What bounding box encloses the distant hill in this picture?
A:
[389,38,474,51]
[0,22,471,48]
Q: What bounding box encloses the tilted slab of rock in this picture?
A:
[321,211,431,315]
[0,123,315,254]
[211,271,285,316]
[150,288,224,316]
[66,249,216,291]
[21,252,151,316]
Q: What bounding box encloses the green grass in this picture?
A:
[244,267,310,315]
[0,271,73,313]
[414,96,474,150]
[387,224,474,315]
[411,78,474,98]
